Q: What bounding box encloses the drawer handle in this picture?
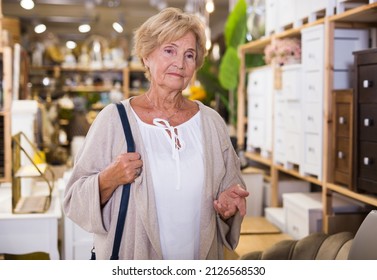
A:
[338,151,344,159]
[364,118,374,127]
[338,116,345,124]
[254,103,259,108]
[308,53,315,59]
[363,157,373,166]
[308,85,315,91]
[307,115,314,121]
[363,80,373,88]
[308,147,315,153]
[254,126,258,131]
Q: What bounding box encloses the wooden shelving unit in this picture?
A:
[28,64,148,100]
[237,2,377,234]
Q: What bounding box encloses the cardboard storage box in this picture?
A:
[283,192,367,240]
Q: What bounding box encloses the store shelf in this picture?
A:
[327,183,377,207]
[240,36,272,54]
[62,85,115,92]
[275,164,322,187]
[329,2,377,23]
[245,151,272,166]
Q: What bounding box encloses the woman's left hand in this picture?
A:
[213,184,249,220]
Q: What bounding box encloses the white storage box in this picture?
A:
[263,179,310,207]
[283,192,367,240]
[265,207,285,232]
[333,28,369,89]
[242,167,264,216]
[336,0,369,14]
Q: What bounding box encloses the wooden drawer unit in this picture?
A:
[358,64,377,103]
[353,48,377,195]
[358,141,377,185]
[359,104,377,141]
[332,89,353,189]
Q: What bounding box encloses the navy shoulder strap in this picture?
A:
[110,102,135,260]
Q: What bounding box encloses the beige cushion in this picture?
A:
[240,232,354,260]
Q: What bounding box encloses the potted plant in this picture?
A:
[218,0,264,138]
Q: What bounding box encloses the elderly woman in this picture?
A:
[64,7,249,260]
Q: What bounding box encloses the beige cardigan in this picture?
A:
[63,99,246,259]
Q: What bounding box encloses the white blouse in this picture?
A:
[132,109,205,260]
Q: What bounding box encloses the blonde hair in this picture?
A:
[133,7,207,80]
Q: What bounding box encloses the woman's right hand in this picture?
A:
[98,152,143,205]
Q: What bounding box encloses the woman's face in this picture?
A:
[144,32,197,92]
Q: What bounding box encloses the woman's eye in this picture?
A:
[164,48,174,55]
[186,53,195,60]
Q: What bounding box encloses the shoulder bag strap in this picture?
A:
[110,102,135,260]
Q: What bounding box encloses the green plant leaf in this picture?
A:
[246,53,265,68]
[224,0,247,48]
[219,47,240,91]
[197,58,228,103]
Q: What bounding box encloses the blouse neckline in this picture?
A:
[130,103,201,129]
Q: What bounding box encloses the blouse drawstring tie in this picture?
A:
[153,118,185,190]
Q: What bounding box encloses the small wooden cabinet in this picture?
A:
[332,89,353,189]
[353,48,377,195]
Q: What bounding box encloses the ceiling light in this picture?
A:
[66,41,77,50]
[42,77,50,86]
[20,0,34,10]
[112,22,123,33]
[206,0,215,14]
[78,24,91,33]
[34,24,46,34]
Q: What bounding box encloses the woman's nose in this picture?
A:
[174,55,184,70]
